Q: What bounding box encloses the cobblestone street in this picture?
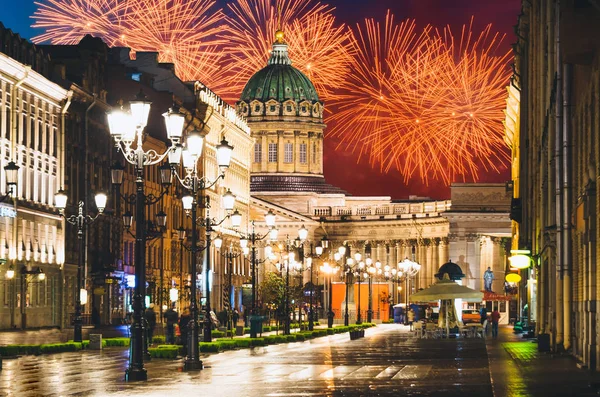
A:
[3,325,600,396]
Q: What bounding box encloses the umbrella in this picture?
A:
[410,276,483,336]
[410,278,483,302]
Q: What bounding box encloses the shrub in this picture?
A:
[295,334,306,342]
[235,339,252,348]
[217,340,238,351]
[104,337,130,347]
[244,327,251,334]
[199,342,220,353]
[153,336,166,344]
[149,346,178,359]
[211,330,225,338]
[262,326,272,332]
[285,335,297,342]
[250,338,266,347]
[326,328,334,335]
[39,342,81,354]
[315,321,321,326]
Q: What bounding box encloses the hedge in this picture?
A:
[104,337,130,347]
[149,346,179,359]
[153,335,166,344]
[211,330,225,338]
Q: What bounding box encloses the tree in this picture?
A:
[259,272,285,313]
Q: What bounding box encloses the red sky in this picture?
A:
[321,0,521,200]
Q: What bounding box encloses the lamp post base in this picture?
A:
[249,315,261,339]
[183,359,203,371]
[367,310,373,324]
[327,312,334,328]
[125,367,148,382]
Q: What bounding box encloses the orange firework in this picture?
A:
[31,0,128,45]
[222,0,353,102]
[329,12,511,185]
[31,0,228,91]
[120,0,228,85]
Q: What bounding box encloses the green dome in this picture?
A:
[239,40,320,104]
[240,64,319,103]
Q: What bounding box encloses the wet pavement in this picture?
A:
[3,324,599,396]
[0,324,492,397]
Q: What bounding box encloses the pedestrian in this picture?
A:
[233,308,240,327]
[407,308,415,325]
[164,303,179,344]
[144,304,157,346]
[179,307,191,356]
[491,308,500,338]
[479,306,487,335]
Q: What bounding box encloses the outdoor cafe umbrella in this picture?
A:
[410,275,483,336]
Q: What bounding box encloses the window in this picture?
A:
[269,105,276,112]
[301,106,307,113]
[254,105,260,113]
[299,143,307,164]
[312,142,317,164]
[131,73,141,82]
[254,143,262,163]
[268,143,277,163]
[286,105,292,113]
[284,143,293,163]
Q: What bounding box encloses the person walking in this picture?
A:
[491,308,500,338]
[479,306,488,335]
[164,303,179,344]
[144,304,157,347]
[179,307,191,356]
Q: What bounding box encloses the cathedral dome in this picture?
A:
[237,30,322,119]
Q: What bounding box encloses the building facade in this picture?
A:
[512,0,600,369]
[0,25,69,329]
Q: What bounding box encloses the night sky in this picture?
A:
[1,0,522,200]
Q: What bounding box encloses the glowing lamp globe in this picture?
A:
[509,250,532,269]
[505,273,522,283]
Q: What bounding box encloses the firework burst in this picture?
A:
[329,12,511,185]
[31,0,128,45]
[31,0,228,90]
[222,0,353,102]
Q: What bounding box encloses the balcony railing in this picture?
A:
[313,201,451,219]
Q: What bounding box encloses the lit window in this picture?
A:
[268,143,277,163]
[131,73,141,82]
[254,143,262,163]
[284,143,293,163]
[299,143,307,164]
[312,142,317,164]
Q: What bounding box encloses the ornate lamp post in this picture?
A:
[54,190,106,342]
[398,258,421,325]
[320,261,339,328]
[231,212,277,338]
[173,130,235,369]
[108,92,182,381]
[213,236,244,339]
[364,258,382,323]
[305,236,328,331]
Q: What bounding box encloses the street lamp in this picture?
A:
[320,262,339,328]
[171,130,234,370]
[55,190,106,342]
[231,211,278,338]
[305,236,328,330]
[108,93,182,382]
[1,161,19,202]
[398,257,421,325]
[214,238,243,339]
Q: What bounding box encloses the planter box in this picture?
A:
[349,330,360,340]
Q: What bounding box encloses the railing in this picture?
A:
[314,201,451,218]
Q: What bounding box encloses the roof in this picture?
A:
[239,35,320,104]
